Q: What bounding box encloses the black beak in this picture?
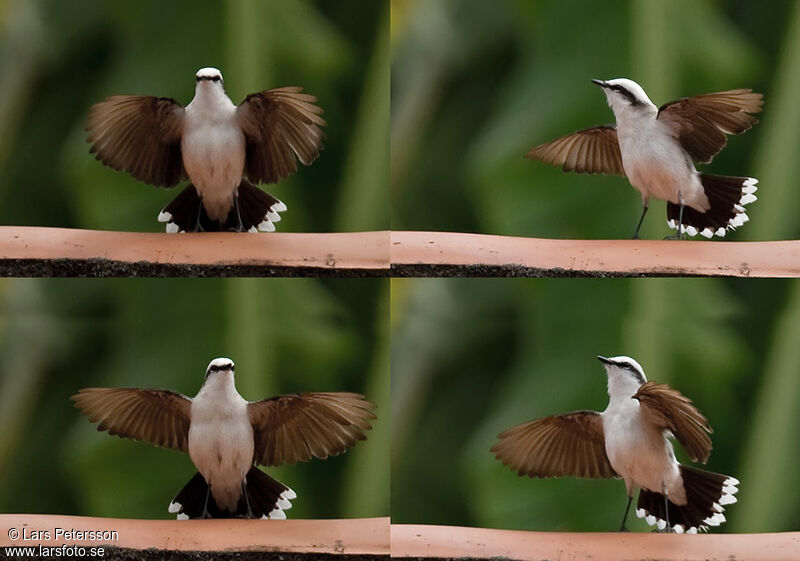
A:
[591,79,607,88]
[596,355,613,365]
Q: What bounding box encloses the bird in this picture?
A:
[526,78,762,239]
[86,67,325,233]
[71,357,376,519]
[491,355,738,533]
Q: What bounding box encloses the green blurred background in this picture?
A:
[0,0,389,233]
[390,3,800,532]
[0,0,390,520]
[0,277,389,519]
[391,277,800,532]
[391,0,800,242]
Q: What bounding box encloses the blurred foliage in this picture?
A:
[0,0,389,232]
[0,0,389,520]
[0,277,389,519]
[391,0,800,533]
[391,0,798,242]
[391,278,800,532]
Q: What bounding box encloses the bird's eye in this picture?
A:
[212,76,220,82]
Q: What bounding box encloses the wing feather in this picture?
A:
[633,381,713,463]
[71,387,191,452]
[237,87,326,185]
[86,95,185,187]
[491,410,616,479]
[657,89,763,164]
[526,126,625,176]
[248,392,375,466]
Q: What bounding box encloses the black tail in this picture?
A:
[168,468,296,519]
[229,179,286,232]
[636,465,739,533]
[157,180,286,233]
[666,173,757,238]
[158,184,202,233]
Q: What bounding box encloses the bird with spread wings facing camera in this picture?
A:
[72,358,376,519]
[86,67,325,233]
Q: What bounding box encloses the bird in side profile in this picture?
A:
[491,355,738,533]
[72,357,376,519]
[526,78,762,239]
[86,67,325,233]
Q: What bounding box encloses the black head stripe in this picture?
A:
[206,362,233,375]
[626,364,646,384]
[616,360,646,384]
[612,84,644,106]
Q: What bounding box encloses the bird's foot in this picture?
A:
[631,234,641,240]
[618,525,630,532]
[663,233,686,241]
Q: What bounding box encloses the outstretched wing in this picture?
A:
[248,392,375,466]
[236,87,326,185]
[86,95,185,187]
[71,387,192,452]
[491,410,616,479]
[657,89,763,164]
[526,125,625,176]
[633,381,713,463]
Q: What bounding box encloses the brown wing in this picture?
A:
[657,89,763,164]
[633,381,712,463]
[71,388,191,452]
[236,87,326,185]
[248,392,375,466]
[86,95,185,187]
[525,126,625,175]
[491,410,616,479]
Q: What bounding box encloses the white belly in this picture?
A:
[603,403,685,503]
[618,121,709,211]
[182,122,246,222]
[188,404,254,510]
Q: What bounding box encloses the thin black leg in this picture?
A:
[201,486,211,519]
[194,202,204,232]
[665,198,687,240]
[234,192,245,232]
[241,480,254,519]
[664,494,671,532]
[632,204,648,239]
[619,494,633,532]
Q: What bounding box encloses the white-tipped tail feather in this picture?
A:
[159,182,287,233]
[250,200,286,234]
[636,471,739,533]
[265,487,296,520]
[667,176,757,238]
[169,469,296,519]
